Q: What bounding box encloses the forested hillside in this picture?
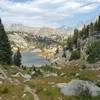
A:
[64,16,100,63]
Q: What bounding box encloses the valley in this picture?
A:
[0,5,100,100]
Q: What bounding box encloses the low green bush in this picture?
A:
[0,85,9,94]
[70,50,81,60]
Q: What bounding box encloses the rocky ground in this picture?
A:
[0,64,100,100]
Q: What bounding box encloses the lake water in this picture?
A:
[21,51,50,67]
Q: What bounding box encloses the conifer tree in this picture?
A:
[0,18,12,64]
[67,37,73,51]
[73,29,79,48]
[94,20,98,32]
[13,48,21,66]
[97,15,100,32]
[89,22,94,36]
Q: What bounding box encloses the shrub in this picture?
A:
[95,81,100,87]
[81,64,87,70]
[70,50,81,60]
[0,85,9,94]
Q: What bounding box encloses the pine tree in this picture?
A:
[97,15,100,32]
[94,20,98,32]
[86,39,100,63]
[89,22,94,36]
[67,37,73,51]
[73,29,79,48]
[13,49,21,66]
[0,18,12,65]
[81,24,89,39]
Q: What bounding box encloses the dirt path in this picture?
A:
[0,67,7,79]
[24,85,40,100]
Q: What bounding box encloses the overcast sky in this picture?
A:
[0,0,100,27]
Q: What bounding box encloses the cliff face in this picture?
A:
[4,23,75,37]
[8,32,29,49]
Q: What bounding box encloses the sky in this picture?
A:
[0,0,100,27]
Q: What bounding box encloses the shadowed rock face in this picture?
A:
[57,79,100,96]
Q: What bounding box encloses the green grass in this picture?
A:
[36,86,63,100]
[0,64,100,100]
[0,80,34,100]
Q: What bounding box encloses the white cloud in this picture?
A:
[0,0,100,27]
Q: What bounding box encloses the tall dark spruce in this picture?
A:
[0,18,12,64]
[13,48,21,66]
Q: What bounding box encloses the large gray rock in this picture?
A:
[57,79,100,96]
